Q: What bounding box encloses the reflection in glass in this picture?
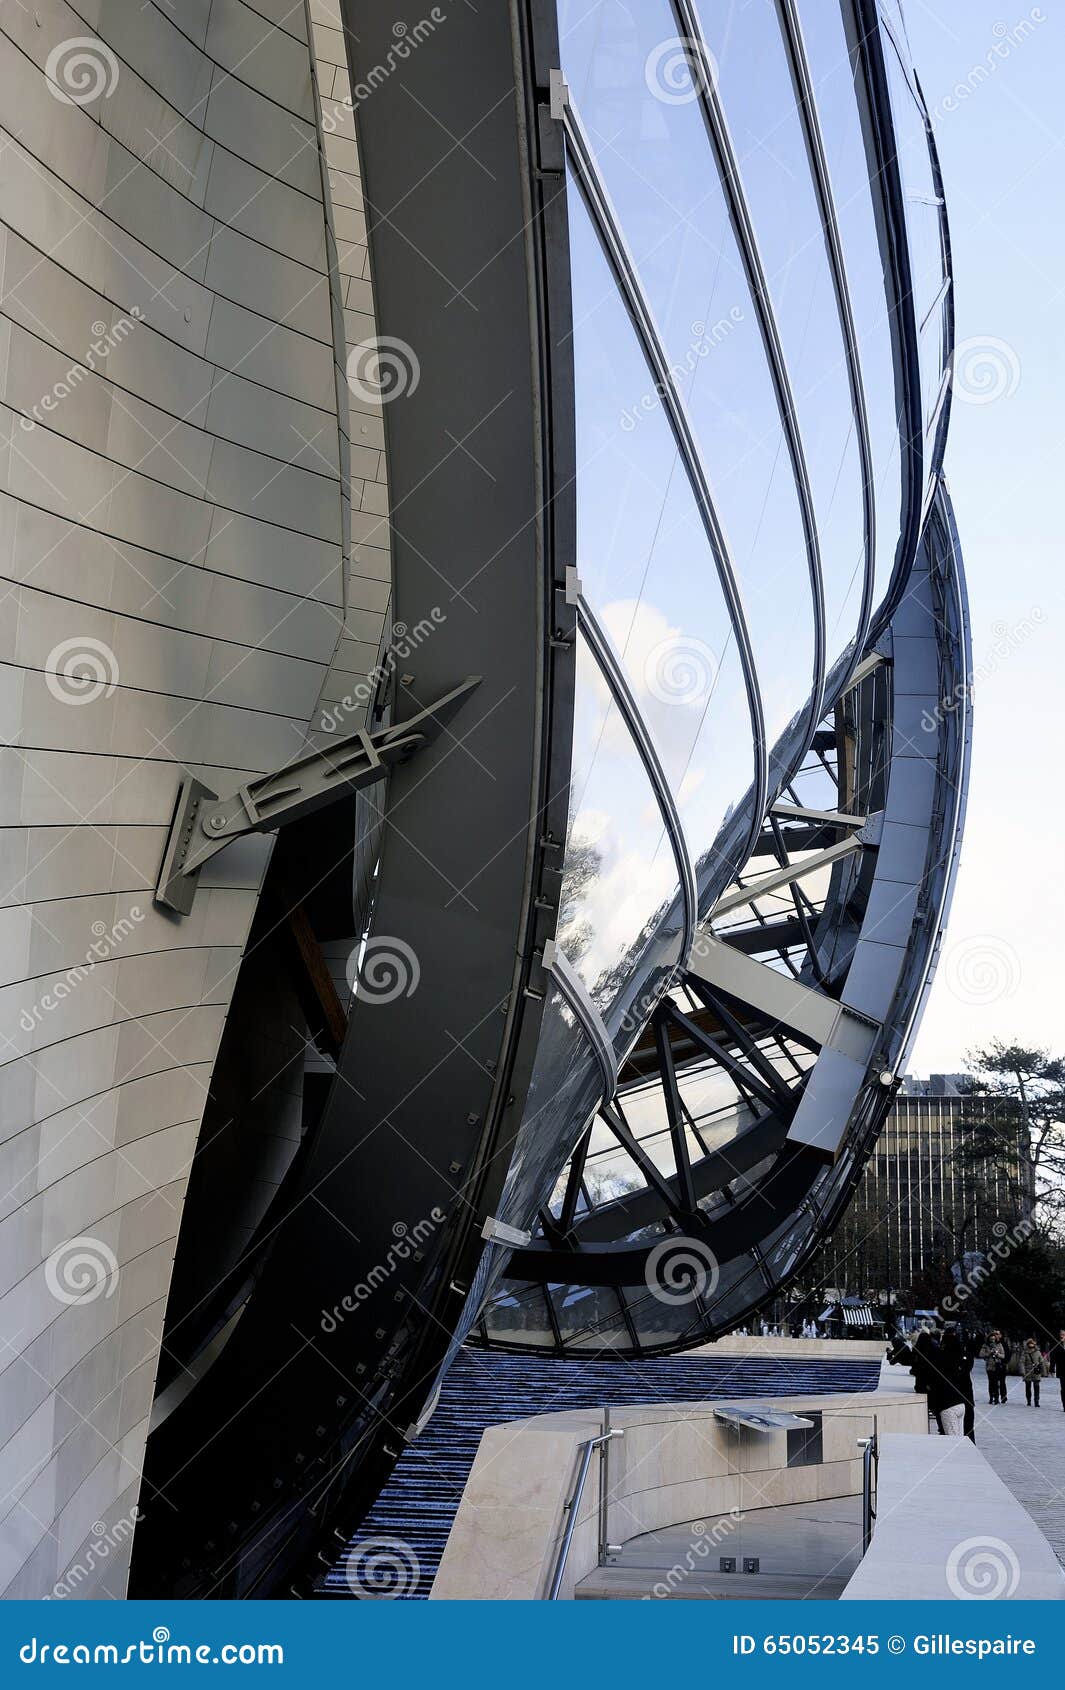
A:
[559,633,683,1021]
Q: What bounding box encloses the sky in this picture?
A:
[902,0,1064,1075]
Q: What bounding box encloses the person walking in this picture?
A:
[980,1329,1008,1403]
[888,1328,949,1433]
[1048,1329,1065,1412]
[1022,1336,1048,1406]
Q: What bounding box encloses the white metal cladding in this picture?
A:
[0,0,360,1600]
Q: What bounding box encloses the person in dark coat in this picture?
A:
[980,1329,1009,1403]
[1048,1328,1065,1413]
[888,1328,952,1433]
[941,1327,975,1441]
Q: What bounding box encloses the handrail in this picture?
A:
[547,1428,624,1600]
[858,1427,878,1555]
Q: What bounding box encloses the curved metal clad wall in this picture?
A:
[0,0,347,1599]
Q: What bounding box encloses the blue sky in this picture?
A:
[904,0,1063,1073]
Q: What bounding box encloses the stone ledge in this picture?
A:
[841,1433,1065,1600]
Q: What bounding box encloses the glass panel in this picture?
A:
[550,1283,630,1348]
[587,1109,665,1191]
[797,0,907,618]
[565,178,756,896]
[483,1284,556,1347]
[559,1,817,762]
[700,0,866,670]
[617,1280,707,1348]
[495,985,598,1234]
[558,632,684,1022]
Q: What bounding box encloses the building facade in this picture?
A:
[858,1076,1034,1294]
[0,0,971,1600]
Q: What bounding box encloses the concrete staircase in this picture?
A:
[324,1349,880,1598]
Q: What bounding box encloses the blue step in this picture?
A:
[325,1349,880,1598]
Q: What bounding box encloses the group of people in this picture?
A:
[887,1324,1065,1438]
[978,1328,1065,1409]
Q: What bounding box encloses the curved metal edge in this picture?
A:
[877,8,955,492]
[776,0,878,697]
[671,0,827,756]
[850,0,927,640]
[560,92,770,861]
[577,595,698,968]
[542,938,619,1103]
[917,63,956,490]
[894,481,971,1064]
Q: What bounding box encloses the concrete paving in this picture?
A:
[970,1362,1065,1565]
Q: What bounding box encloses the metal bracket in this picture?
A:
[480,1217,533,1249]
[155,676,481,915]
[843,632,893,693]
